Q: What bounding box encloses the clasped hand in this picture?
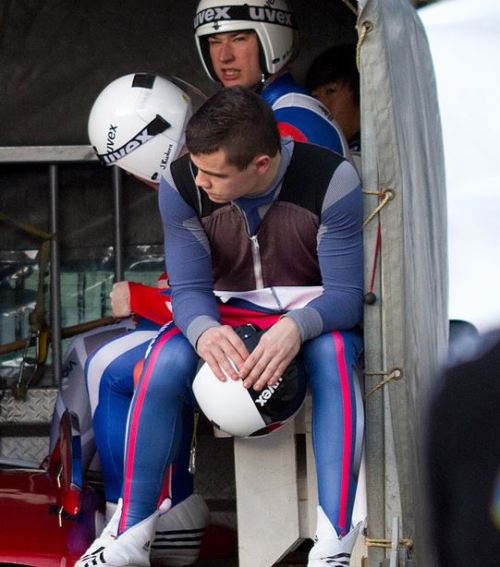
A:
[196,317,301,391]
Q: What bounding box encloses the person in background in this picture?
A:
[426,329,500,567]
[305,44,361,169]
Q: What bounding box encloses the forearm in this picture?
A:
[285,289,363,341]
[160,176,220,346]
[172,291,221,347]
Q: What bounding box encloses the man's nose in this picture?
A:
[195,170,210,188]
[218,42,234,62]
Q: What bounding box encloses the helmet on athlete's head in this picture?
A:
[194,0,297,82]
[192,324,307,437]
[88,73,194,183]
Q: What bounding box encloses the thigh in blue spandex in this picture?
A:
[49,319,135,468]
[87,319,194,505]
[119,322,198,532]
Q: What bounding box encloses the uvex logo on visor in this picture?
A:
[193,5,296,30]
[97,115,170,165]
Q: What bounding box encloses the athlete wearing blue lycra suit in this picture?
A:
[58,1,349,492]
[76,2,363,566]
[114,125,363,567]
[54,74,210,567]
[78,86,363,567]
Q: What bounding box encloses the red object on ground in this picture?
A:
[0,467,102,566]
[0,410,103,566]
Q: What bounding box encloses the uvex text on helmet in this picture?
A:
[88,73,193,182]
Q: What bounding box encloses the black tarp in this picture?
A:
[0,0,356,263]
[0,0,356,145]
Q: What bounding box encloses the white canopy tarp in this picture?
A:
[359,0,448,563]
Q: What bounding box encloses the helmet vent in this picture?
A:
[132,73,156,89]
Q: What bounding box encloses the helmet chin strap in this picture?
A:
[253,72,270,94]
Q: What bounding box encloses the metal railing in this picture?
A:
[0,146,123,385]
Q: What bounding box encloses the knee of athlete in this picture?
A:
[85,358,105,390]
[98,367,134,396]
[138,348,195,400]
[304,335,349,390]
[304,333,335,363]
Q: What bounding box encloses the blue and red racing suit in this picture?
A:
[71,73,354,515]
[117,139,364,538]
[262,71,350,158]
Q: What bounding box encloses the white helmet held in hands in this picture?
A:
[192,324,307,438]
[194,0,297,82]
[88,73,194,183]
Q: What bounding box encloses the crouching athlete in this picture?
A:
[51,73,209,566]
[76,87,364,567]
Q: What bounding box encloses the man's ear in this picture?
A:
[253,154,271,175]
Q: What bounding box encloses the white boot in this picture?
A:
[308,506,363,566]
[81,498,123,559]
[150,494,210,566]
[75,502,166,567]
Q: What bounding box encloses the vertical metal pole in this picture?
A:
[363,223,387,566]
[366,382,386,566]
[49,164,62,385]
[112,166,124,281]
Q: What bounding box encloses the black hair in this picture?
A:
[186,86,281,170]
[305,44,360,105]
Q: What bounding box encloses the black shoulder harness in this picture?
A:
[170,142,344,217]
[277,142,344,215]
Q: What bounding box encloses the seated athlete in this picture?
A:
[50,73,209,566]
[76,87,364,567]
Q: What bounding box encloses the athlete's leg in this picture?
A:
[86,318,196,508]
[86,323,158,502]
[49,319,134,469]
[77,322,207,567]
[119,323,199,533]
[302,328,363,536]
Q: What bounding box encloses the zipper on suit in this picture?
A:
[250,235,264,289]
[233,203,264,289]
